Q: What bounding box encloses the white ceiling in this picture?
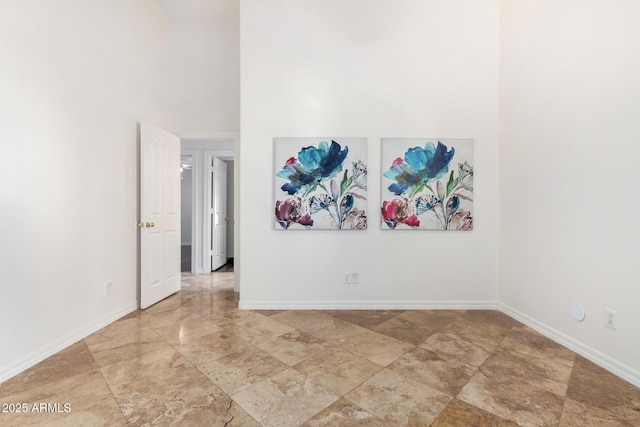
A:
[159,0,231,24]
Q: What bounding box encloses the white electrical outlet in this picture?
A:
[351,272,360,284]
[104,281,112,296]
[344,272,351,284]
[605,308,617,330]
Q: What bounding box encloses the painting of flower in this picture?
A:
[381,138,473,230]
[274,137,367,230]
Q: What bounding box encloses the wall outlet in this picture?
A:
[343,272,351,284]
[605,308,617,329]
[351,272,360,284]
[104,280,112,296]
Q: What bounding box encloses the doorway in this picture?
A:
[180,154,194,272]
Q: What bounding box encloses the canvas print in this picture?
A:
[274,137,367,230]
[381,138,473,230]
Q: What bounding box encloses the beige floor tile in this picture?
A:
[458,369,565,426]
[336,328,414,366]
[83,317,168,368]
[99,346,229,426]
[480,347,573,396]
[389,347,478,396]
[273,312,367,345]
[0,369,126,427]
[0,341,98,397]
[174,330,251,366]
[324,310,404,329]
[397,310,462,330]
[301,398,389,426]
[210,309,269,328]
[256,330,335,366]
[371,315,438,345]
[145,312,224,346]
[227,317,296,346]
[231,368,339,427]
[431,399,519,427]
[345,368,451,426]
[419,332,490,367]
[559,398,637,427]
[199,347,289,395]
[565,356,640,424]
[294,347,382,395]
[441,317,511,353]
[500,325,576,367]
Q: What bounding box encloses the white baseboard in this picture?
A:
[0,302,139,384]
[238,300,498,310]
[498,302,640,388]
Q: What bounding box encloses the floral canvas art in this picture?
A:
[274,137,368,230]
[381,138,473,230]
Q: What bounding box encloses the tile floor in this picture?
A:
[1,272,639,426]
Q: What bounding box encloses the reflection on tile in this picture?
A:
[345,368,451,426]
[389,347,478,395]
[566,356,640,424]
[199,347,288,395]
[272,312,367,345]
[301,398,388,427]
[559,398,636,427]
[256,330,335,366]
[210,309,268,328]
[0,341,98,397]
[100,346,230,426]
[431,399,518,427]
[84,317,167,367]
[458,369,565,426]
[231,368,339,427]
[0,370,126,427]
[294,348,382,395]
[174,330,251,366]
[337,329,414,366]
[142,311,224,346]
[500,326,576,367]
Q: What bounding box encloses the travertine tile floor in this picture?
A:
[2,272,639,426]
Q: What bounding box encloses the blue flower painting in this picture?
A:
[381,138,473,230]
[274,138,367,230]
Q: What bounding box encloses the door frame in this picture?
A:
[204,149,234,273]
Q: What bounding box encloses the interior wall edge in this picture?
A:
[0,302,138,384]
[498,302,640,389]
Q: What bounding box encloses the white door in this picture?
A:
[211,157,227,270]
[139,122,181,309]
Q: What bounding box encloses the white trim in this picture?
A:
[178,131,240,140]
[238,300,498,310]
[0,302,138,383]
[498,302,640,388]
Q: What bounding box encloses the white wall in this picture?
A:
[0,0,171,382]
[168,0,239,134]
[239,0,501,308]
[499,0,640,385]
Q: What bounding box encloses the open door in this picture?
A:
[139,122,181,309]
[211,157,227,271]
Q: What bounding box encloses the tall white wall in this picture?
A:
[168,1,240,134]
[499,0,640,385]
[0,0,171,382]
[240,0,501,307]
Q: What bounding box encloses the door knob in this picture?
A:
[146,222,155,228]
[137,222,145,228]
